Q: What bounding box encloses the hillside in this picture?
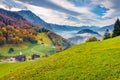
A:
[1,36,120,80]
[0,43,54,58]
[0,8,71,59]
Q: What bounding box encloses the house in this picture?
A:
[11,55,26,62]
[10,52,26,62]
[32,54,40,60]
[14,55,26,61]
[10,57,17,62]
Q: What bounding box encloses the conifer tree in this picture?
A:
[103,29,111,40]
[112,18,120,37]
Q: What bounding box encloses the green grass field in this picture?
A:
[0,61,33,78]
[0,42,54,58]
[1,36,120,80]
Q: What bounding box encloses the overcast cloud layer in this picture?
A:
[0,0,120,27]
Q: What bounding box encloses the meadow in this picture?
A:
[0,36,120,80]
[0,42,54,58]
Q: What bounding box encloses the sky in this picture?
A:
[0,0,120,27]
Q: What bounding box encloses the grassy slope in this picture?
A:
[36,33,53,46]
[0,61,32,78]
[1,37,120,80]
[0,42,54,57]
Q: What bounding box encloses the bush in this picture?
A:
[29,37,37,44]
[86,36,98,42]
[8,48,14,54]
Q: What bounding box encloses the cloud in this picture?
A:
[0,0,27,11]
[19,0,120,26]
[17,0,80,16]
[1,0,119,27]
[95,0,120,18]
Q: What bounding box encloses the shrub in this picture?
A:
[86,36,98,42]
[29,37,37,44]
[8,48,14,54]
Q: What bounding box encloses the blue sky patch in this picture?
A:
[92,5,109,16]
[68,0,91,7]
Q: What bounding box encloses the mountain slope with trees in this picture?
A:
[0,8,72,58]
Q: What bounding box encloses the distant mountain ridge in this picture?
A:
[49,24,99,31]
[15,10,100,31]
[16,10,53,29]
[98,25,114,32]
[15,10,114,33]
[77,29,101,36]
[68,29,102,44]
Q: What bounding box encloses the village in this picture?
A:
[1,52,42,63]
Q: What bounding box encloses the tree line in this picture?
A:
[0,25,38,46]
[103,18,120,39]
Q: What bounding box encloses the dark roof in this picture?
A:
[13,55,26,61]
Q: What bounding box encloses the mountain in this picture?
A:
[68,29,102,44]
[0,8,72,58]
[0,8,31,27]
[16,10,115,44]
[16,10,98,32]
[0,0,114,41]
[15,10,115,44]
[49,24,99,31]
[77,29,101,36]
[1,36,120,80]
[17,10,93,32]
[14,10,102,43]
[16,10,53,30]
[99,25,114,32]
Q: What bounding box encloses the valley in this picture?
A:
[0,8,71,61]
[0,0,120,80]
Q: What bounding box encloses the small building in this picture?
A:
[10,52,26,62]
[32,54,40,60]
[11,55,26,62]
[10,57,17,62]
[14,55,26,61]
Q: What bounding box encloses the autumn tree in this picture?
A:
[54,46,62,52]
[0,24,39,46]
[0,37,6,46]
